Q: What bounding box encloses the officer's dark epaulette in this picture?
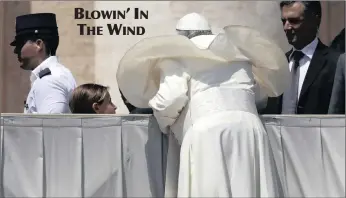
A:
[38,68,52,79]
[24,100,28,109]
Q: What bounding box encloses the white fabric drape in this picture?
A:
[265,116,345,197]
[0,115,165,197]
[0,114,344,197]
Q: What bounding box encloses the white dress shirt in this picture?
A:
[24,56,77,114]
[289,37,318,98]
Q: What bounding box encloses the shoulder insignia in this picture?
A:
[24,100,28,109]
[38,68,52,79]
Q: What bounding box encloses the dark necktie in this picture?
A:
[282,50,305,114]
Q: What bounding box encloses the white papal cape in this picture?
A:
[117,26,289,197]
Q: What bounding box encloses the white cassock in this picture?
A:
[117,26,290,197]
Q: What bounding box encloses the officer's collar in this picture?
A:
[30,56,58,84]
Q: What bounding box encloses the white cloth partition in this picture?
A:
[265,116,345,197]
[0,115,166,198]
[0,114,345,197]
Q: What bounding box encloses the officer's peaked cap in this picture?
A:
[10,13,59,46]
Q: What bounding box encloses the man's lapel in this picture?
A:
[300,40,328,98]
[285,50,292,61]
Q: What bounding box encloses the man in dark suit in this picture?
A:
[328,54,345,114]
[119,89,153,114]
[330,28,345,53]
[264,1,341,114]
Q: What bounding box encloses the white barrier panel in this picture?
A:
[264,115,345,197]
[0,114,345,197]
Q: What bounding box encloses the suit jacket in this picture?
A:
[328,53,345,114]
[264,40,341,114]
[130,108,153,114]
[330,28,345,53]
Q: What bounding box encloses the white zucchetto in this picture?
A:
[176,13,211,31]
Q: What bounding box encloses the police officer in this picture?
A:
[10,13,77,114]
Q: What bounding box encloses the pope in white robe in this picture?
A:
[117,24,290,197]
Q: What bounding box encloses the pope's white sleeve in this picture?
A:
[34,77,71,114]
[148,59,190,134]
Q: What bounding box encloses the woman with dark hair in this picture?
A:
[69,83,117,114]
